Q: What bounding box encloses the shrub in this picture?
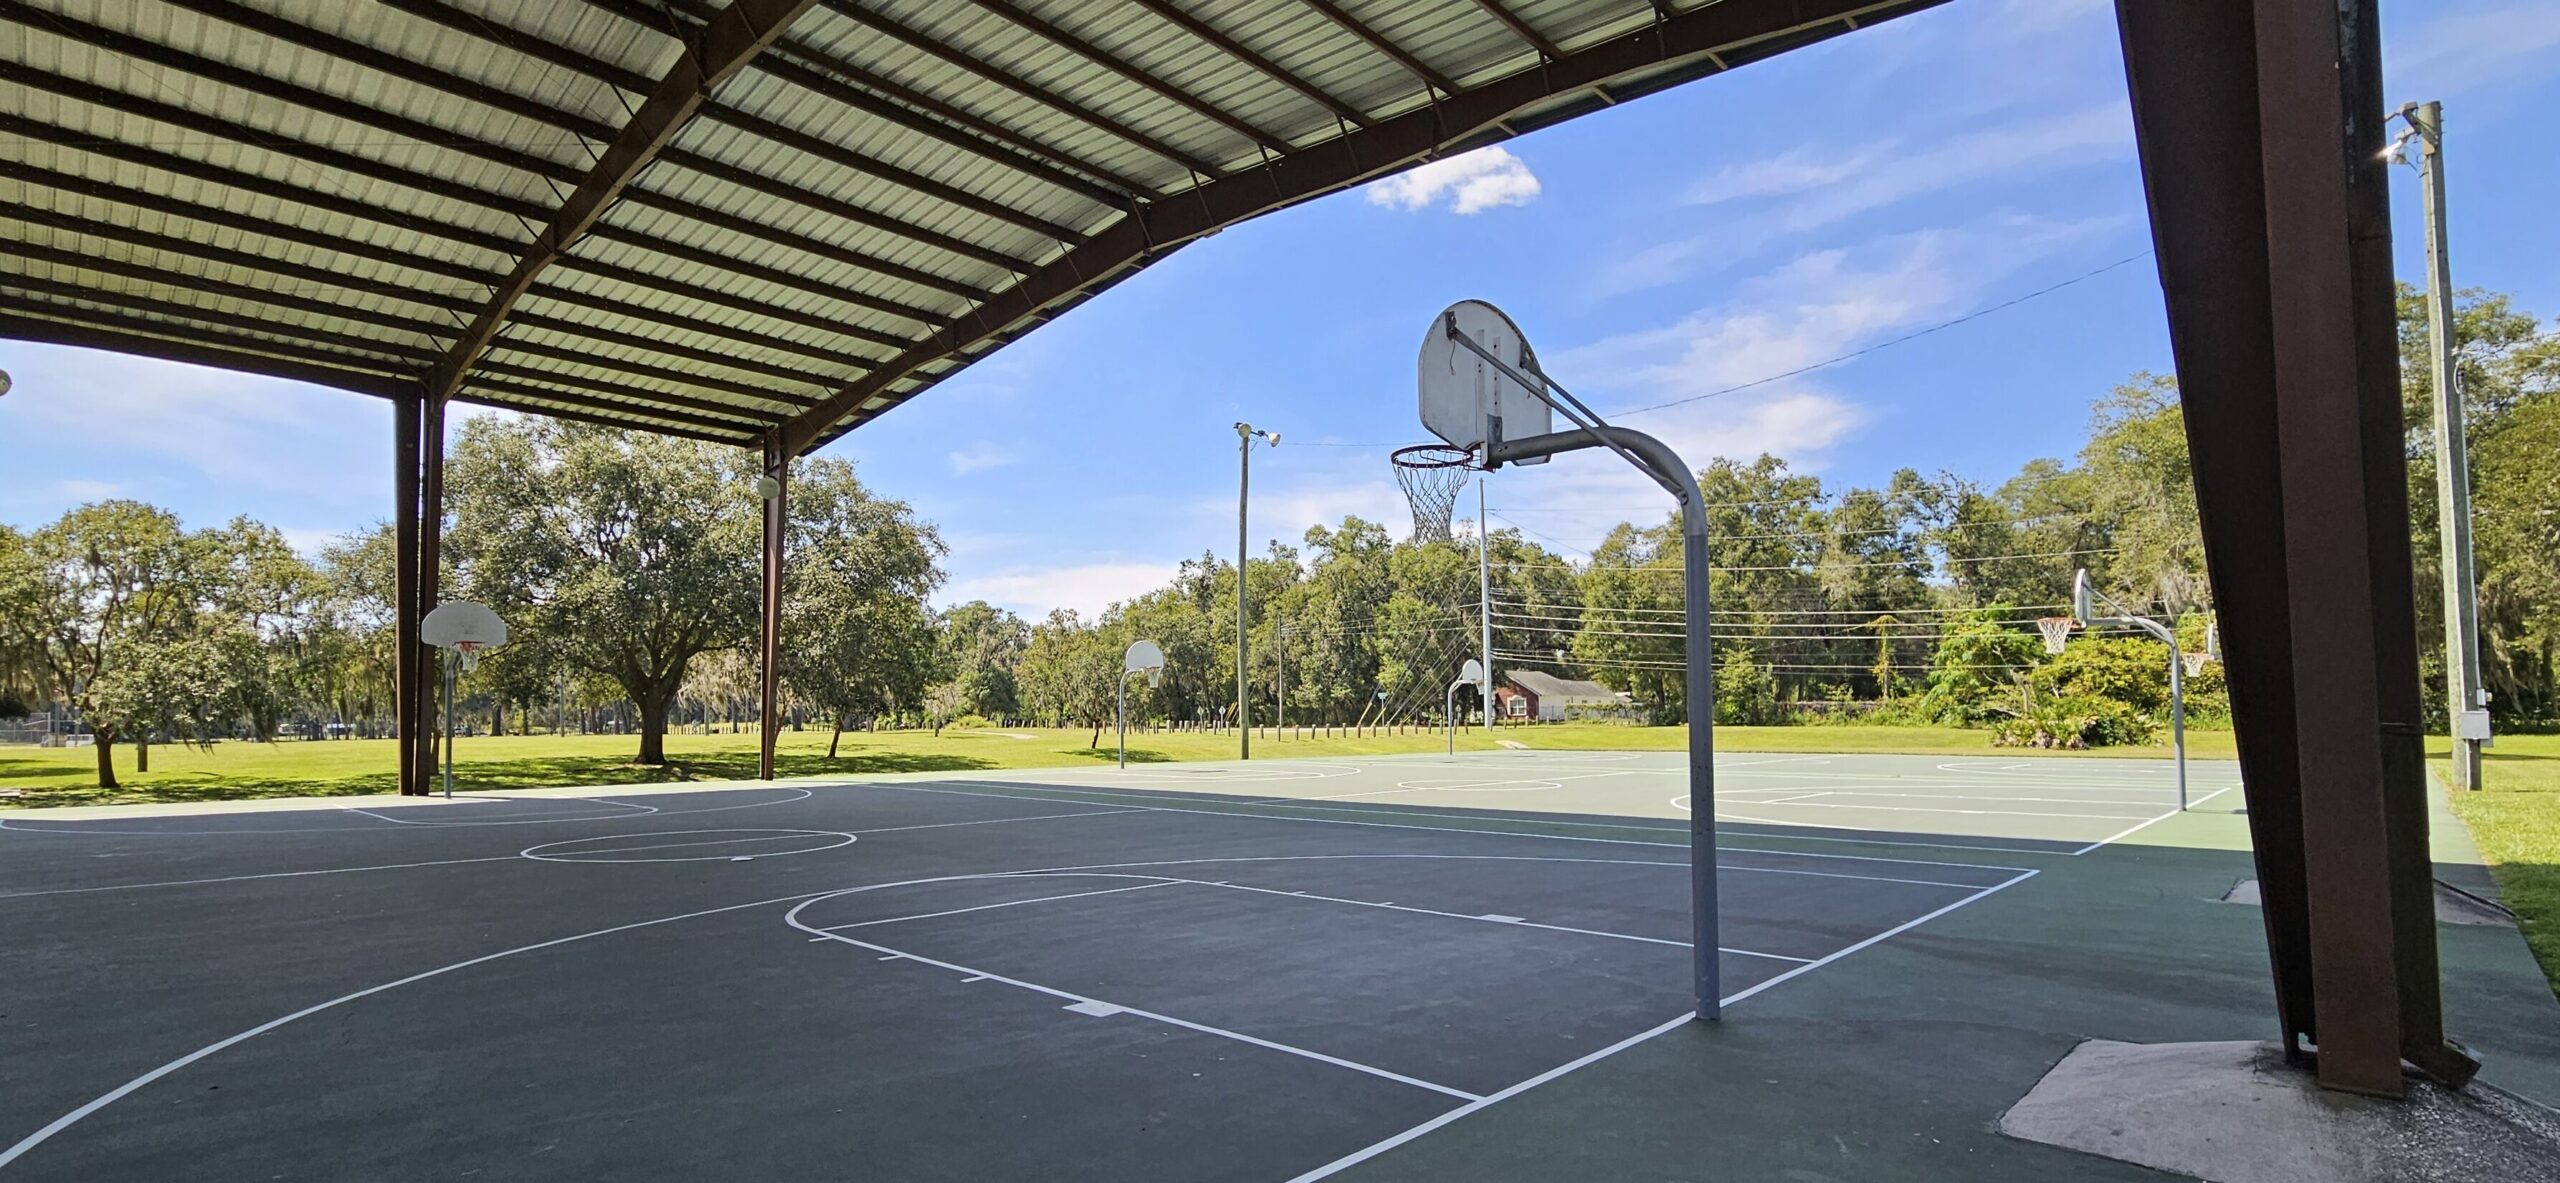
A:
[946,713,996,730]
[1990,691,2159,749]
[1713,648,1783,726]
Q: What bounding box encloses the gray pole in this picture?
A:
[2168,637,2188,812]
[1478,474,1495,732]
[1117,671,1129,770]
[1276,625,1286,732]
[2413,101,2487,789]
[441,651,456,799]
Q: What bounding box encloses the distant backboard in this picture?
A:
[422,600,507,649]
[1125,639,1165,688]
[2071,569,2095,627]
[1460,657,1484,686]
[1417,300,1551,464]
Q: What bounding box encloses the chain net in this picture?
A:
[1391,444,1476,543]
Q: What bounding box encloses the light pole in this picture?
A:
[1235,422,1278,759]
[2388,100,2491,788]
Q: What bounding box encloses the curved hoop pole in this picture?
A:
[1489,423,1721,1020]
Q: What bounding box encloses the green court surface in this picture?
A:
[7,749,2552,1181]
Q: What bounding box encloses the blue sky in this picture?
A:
[3,0,2554,617]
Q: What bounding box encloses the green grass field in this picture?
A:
[0,720,2237,809]
[2442,733,2560,993]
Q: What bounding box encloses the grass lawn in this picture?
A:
[0,720,2237,809]
[2441,732,2560,994]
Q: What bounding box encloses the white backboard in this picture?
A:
[1460,657,1484,686]
[1417,300,1551,463]
[421,600,507,649]
[2071,569,2094,626]
[1124,639,1165,673]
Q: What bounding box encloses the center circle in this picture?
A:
[519,828,857,864]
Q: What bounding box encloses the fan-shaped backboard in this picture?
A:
[422,600,507,649]
[1417,300,1551,464]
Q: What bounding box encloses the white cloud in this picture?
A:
[1688,104,2129,230]
[1365,147,1542,215]
[1593,105,2129,299]
[945,561,1181,620]
[946,442,1016,475]
[50,477,127,502]
[7,350,381,502]
[2391,2,2560,97]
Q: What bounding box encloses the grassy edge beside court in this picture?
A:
[0,722,2239,809]
[2441,733,2560,996]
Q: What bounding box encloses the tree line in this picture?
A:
[5,287,2551,778]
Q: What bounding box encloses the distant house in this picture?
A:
[1494,670,1632,722]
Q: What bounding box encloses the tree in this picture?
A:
[445,420,762,766]
[1018,610,1119,745]
[782,457,946,753]
[11,502,207,787]
[936,600,1029,720]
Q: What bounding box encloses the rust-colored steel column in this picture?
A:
[392,394,422,796]
[758,436,787,781]
[414,395,446,793]
[2115,0,2474,1096]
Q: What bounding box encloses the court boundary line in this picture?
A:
[2068,785,2238,855]
[1282,866,2043,1181]
[909,781,2036,875]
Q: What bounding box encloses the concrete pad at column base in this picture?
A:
[1999,1040,2560,1183]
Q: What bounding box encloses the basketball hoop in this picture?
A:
[2182,650,2210,678]
[2036,616,2076,655]
[1391,443,1478,543]
[453,639,484,672]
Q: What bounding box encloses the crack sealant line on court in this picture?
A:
[891,780,2038,875]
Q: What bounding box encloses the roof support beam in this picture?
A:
[780,0,1943,453]
[813,0,1231,179]
[972,0,1296,155]
[1127,0,1374,129]
[426,0,822,404]
[1300,0,1459,95]
[1469,0,1564,60]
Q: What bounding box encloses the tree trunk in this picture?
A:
[828,719,843,759]
[137,735,150,773]
[93,731,118,789]
[635,686,670,765]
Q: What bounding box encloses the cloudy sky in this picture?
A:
[4,0,2555,619]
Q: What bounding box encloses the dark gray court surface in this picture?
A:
[4,750,2553,1181]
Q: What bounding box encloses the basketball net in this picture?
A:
[2036,617,2076,655]
[452,639,483,673]
[1391,444,1476,544]
[2182,650,2210,678]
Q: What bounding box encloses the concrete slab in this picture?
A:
[2000,1040,2560,1183]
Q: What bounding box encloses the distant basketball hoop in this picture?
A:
[2036,616,2077,655]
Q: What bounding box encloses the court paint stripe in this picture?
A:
[847,806,1156,835]
[817,881,1181,931]
[907,781,2035,874]
[796,926,1484,1102]
[1284,866,2044,1182]
[996,870,1810,962]
[0,855,524,900]
[2067,785,2238,855]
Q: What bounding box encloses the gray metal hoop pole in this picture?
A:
[1118,671,1129,771]
[2169,638,2188,811]
[1237,432,1251,759]
[1478,475,1494,732]
[441,651,456,799]
[1491,424,1719,1021]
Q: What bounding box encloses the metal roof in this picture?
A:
[0,0,1941,453]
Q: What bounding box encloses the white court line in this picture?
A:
[817,881,1181,930]
[1699,799,2157,821]
[791,906,1484,1103]
[1284,866,2044,1182]
[2067,785,2239,855]
[847,806,1156,835]
[988,870,1811,962]
[1767,789,2192,807]
[0,855,523,900]
[914,781,2034,874]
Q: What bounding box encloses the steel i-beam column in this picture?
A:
[393,395,422,796]
[759,435,787,781]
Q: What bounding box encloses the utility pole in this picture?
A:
[1477,474,1494,731]
[2401,100,2490,788]
[1235,423,1278,758]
